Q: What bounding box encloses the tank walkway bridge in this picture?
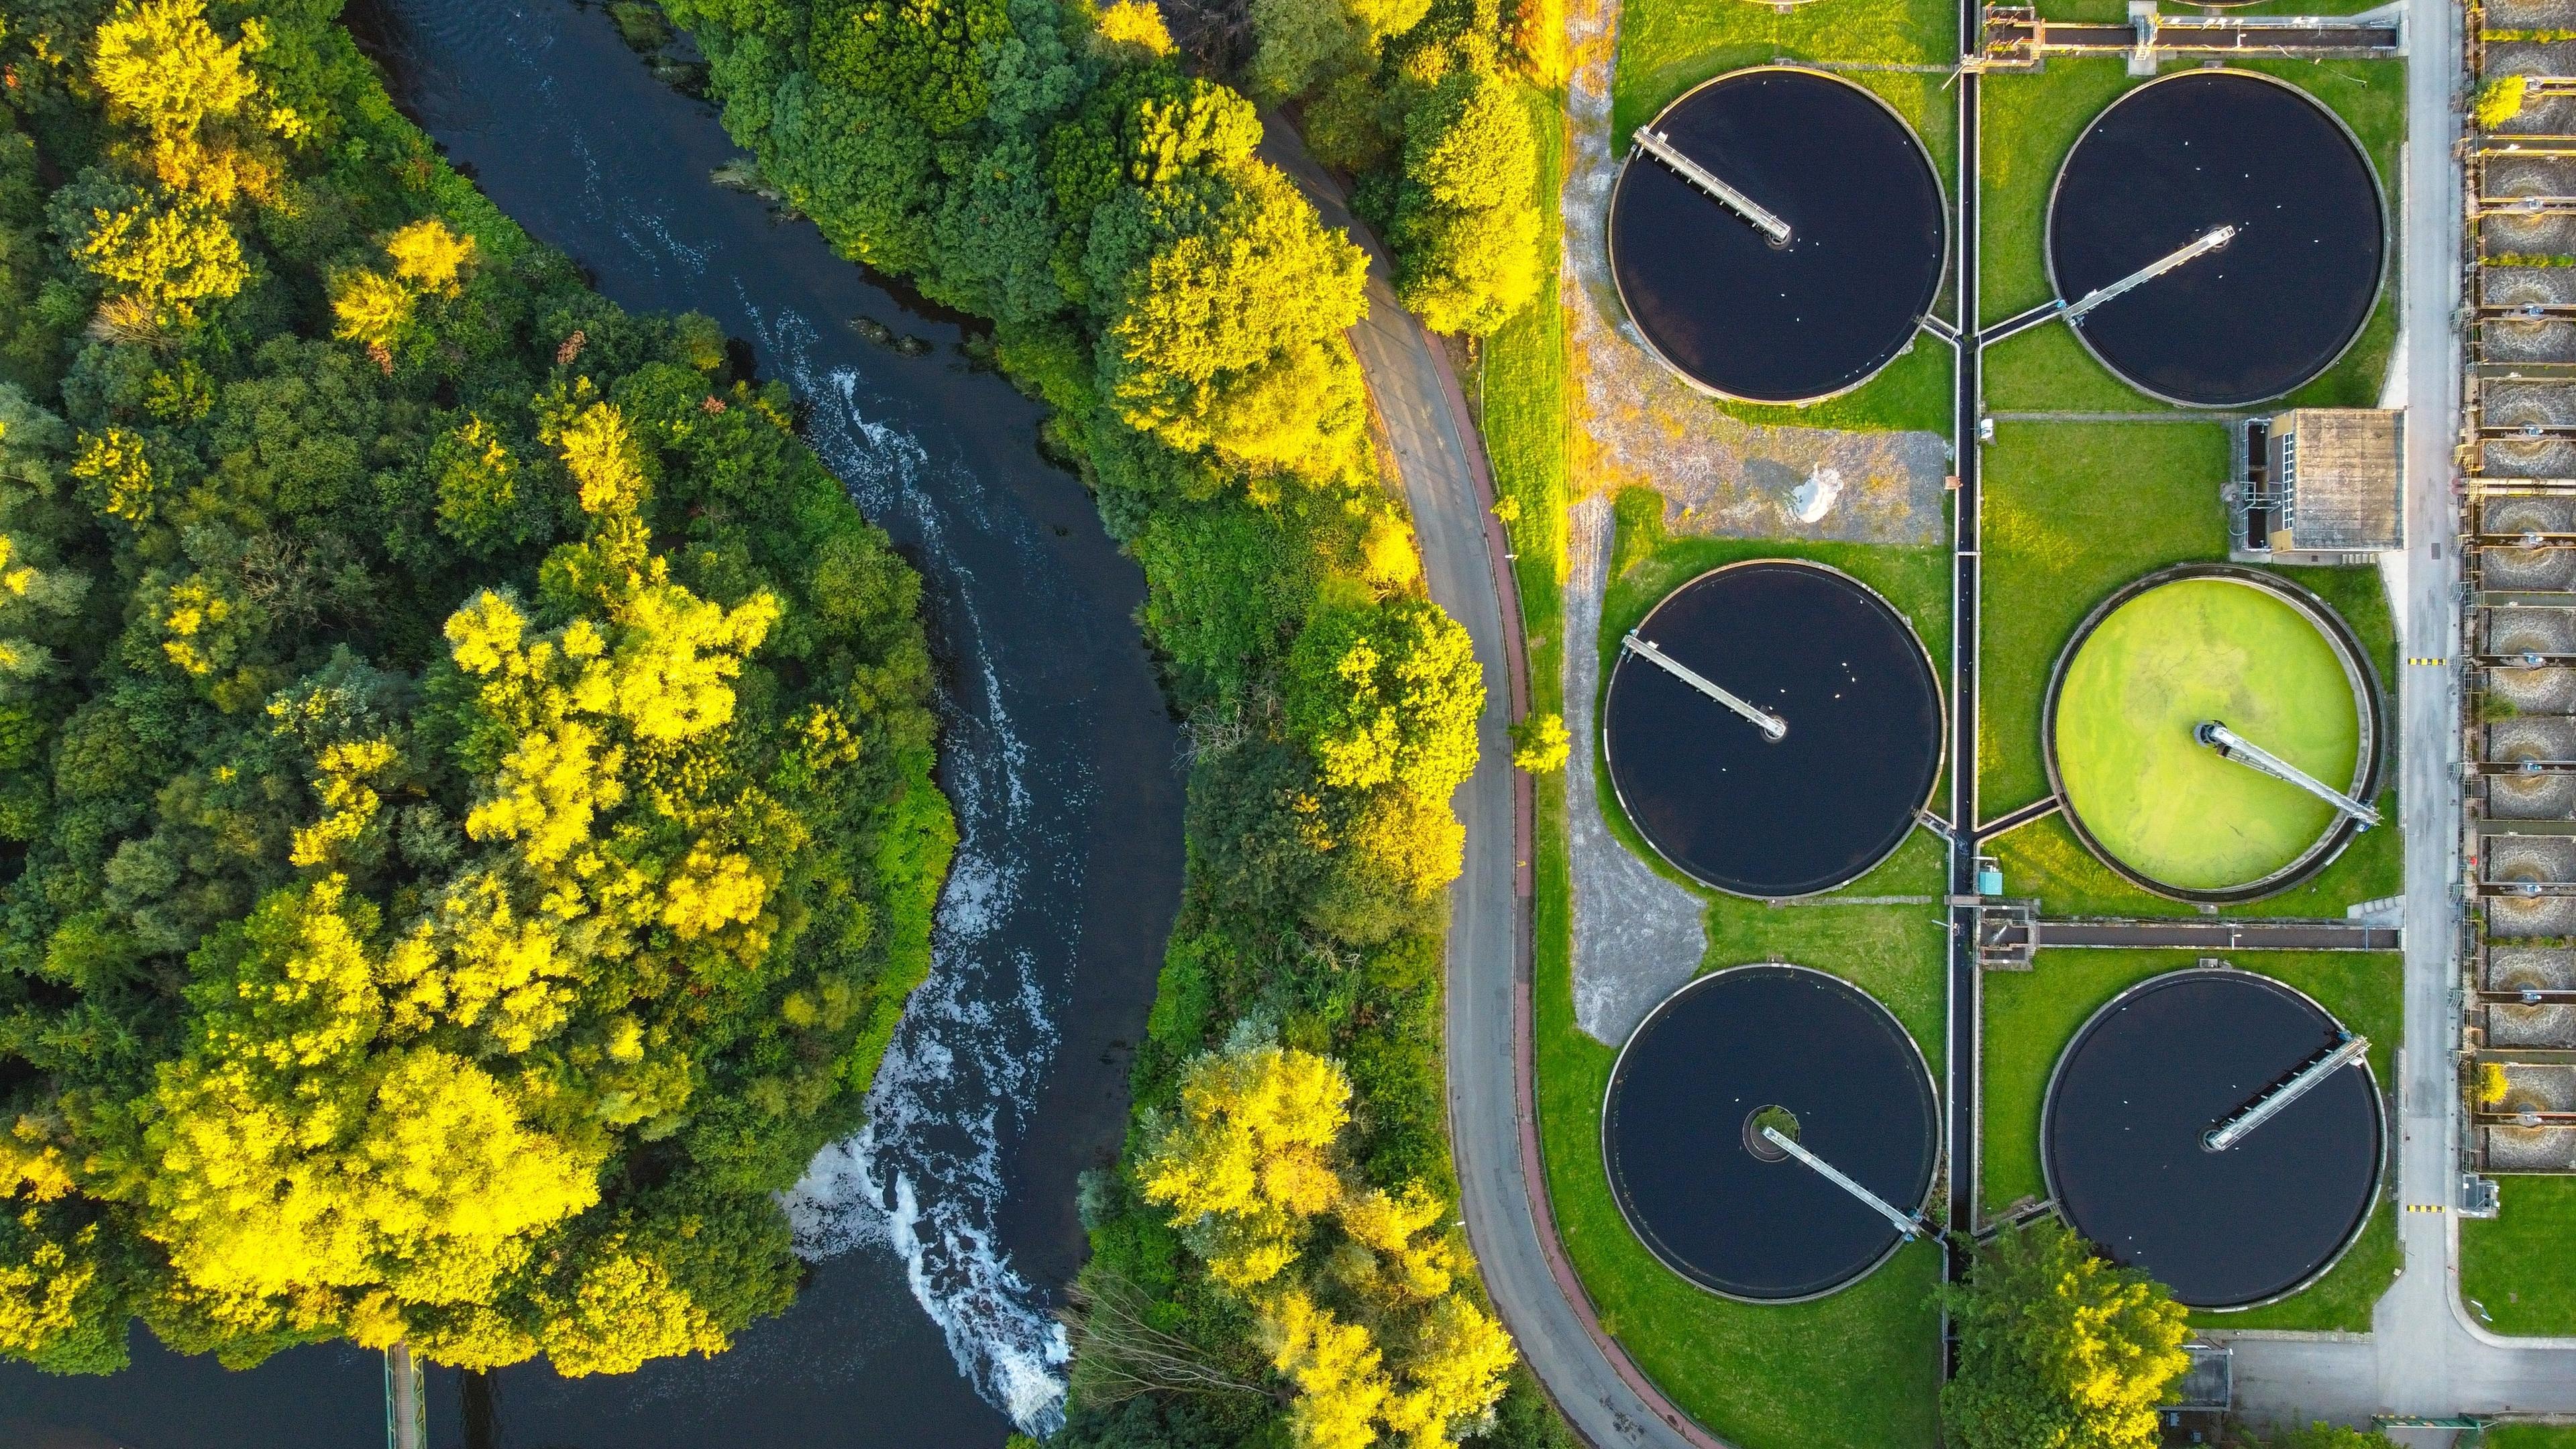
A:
[1973,905,2400,969]
[1978,3,2400,72]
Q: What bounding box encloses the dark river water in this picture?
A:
[0,1,1184,1444]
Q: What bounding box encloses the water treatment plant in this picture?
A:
[1601,560,1945,898]
[1497,0,2576,1437]
[1603,965,1939,1301]
[2047,565,2384,899]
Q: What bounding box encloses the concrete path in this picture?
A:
[2208,0,2576,1423]
[1258,119,1728,1449]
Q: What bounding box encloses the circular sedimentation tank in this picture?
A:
[2047,565,2381,902]
[1604,964,1939,1301]
[1603,560,1945,899]
[2047,69,2383,407]
[2043,968,2384,1309]
[1607,67,1947,404]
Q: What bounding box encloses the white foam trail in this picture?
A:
[751,301,1083,1436]
[397,1,1088,1429]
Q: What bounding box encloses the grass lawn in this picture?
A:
[2488,1428,2576,1448]
[1517,499,1951,1449]
[1608,0,1957,435]
[2461,1177,2576,1336]
[1981,948,2404,1329]
[2054,577,2361,890]
[1977,420,2402,913]
[1980,420,2233,810]
[1977,58,2404,412]
[1485,80,1570,596]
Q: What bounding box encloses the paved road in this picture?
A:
[2210,0,2576,1422]
[1258,121,1726,1449]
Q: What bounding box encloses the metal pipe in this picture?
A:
[1621,631,1788,739]
[1631,129,1794,246]
[1760,1126,1925,1238]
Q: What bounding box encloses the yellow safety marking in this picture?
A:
[2405,1203,2449,1214]
[2408,657,2449,666]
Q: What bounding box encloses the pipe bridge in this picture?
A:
[2204,1034,2371,1152]
[1630,129,1794,246]
[2197,720,2381,827]
[1760,1127,1928,1238]
[1980,2,2399,68]
[1980,227,2235,343]
[1621,631,1789,739]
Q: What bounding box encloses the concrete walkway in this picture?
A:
[1258,119,1728,1449]
[2208,0,2576,1424]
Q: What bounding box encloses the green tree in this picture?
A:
[1390,70,1542,337]
[1941,1220,2192,1449]
[1094,162,1371,478]
[1285,596,1484,800]
[812,0,1010,132]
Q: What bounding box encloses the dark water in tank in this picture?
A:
[2048,70,2383,407]
[1603,966,1938,1300]
[2045,970,2383,1307]
[0,0,1185,1444]
[1606,69,1947,403]
[1601,561,1943,898]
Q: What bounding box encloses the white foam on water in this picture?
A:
[751,301,1081,1436]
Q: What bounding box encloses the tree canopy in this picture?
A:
[598,0,1515,1434]
[0,0,947,1377]
[1941,1221,2194,1449]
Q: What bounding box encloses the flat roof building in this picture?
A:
[2232,409,2404,565]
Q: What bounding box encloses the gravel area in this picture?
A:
[1563,494,1709,1045]
[1560,28,1950,546]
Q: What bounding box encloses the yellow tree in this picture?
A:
[89,0,279,205]
[1942,1219,2192,1449]
[129,879,601,1342]
[1136,1041,1351,1287]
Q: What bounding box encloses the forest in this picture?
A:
[642,0,1552,1436]
[0,0,956,1377]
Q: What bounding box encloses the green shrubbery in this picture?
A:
[1281,0,1549,337]
[0,0,949,1379]
[1941,1220,2192,1449]
[648,0,1518,1438]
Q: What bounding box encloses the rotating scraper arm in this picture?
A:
[2196,720,2381,828]
[1760,1127,1927,1239]
[1621,631,1788,740]
[1631,129,1794,246]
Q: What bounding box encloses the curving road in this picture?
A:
[1260,121,1728,1449]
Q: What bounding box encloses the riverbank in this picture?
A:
[1,0,1186,1441]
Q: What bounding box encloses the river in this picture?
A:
[0,0,1184,1444]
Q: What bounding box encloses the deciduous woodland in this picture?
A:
[0,0,955,1379]
[644,0,1549,1437]
[2,0,1562,1436]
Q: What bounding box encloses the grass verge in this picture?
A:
[2462,1177,2576,1336]
[1520,500,1949,1449]
[1980,948,2403,1330]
